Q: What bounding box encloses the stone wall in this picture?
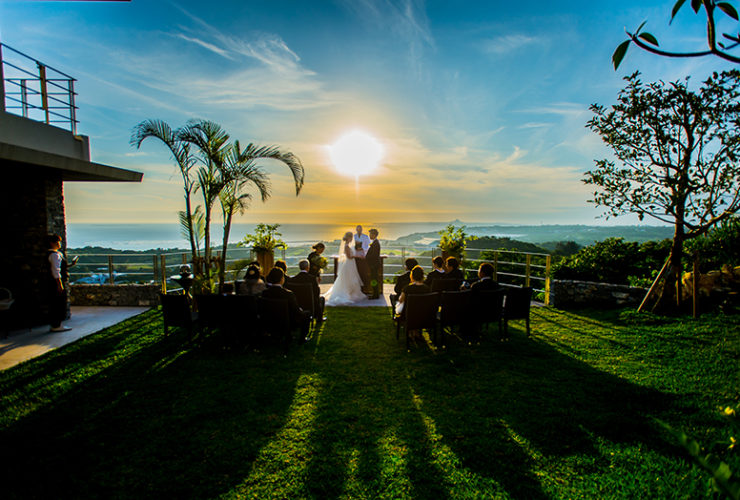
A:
[0,165,66,328]
[551,280,647,309]
[70,284,160,307]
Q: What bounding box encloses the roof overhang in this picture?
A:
[0,141,143,182]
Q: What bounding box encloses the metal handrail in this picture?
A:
[1,42,79,133]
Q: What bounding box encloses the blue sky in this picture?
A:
[0,0,733,225]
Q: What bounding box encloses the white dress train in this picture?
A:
[324,242,366,306]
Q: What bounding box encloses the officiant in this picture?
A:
[353,225,372,294]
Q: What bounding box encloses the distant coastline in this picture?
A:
[67,222,674,252]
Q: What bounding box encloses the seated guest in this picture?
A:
[291,259,326,323]
[390,258,419,314]
[444,256,464,281]
[239,265,266,296]
[396,266,432,328]
[424,256,446,286]
[471,262,499,291]
[274,260,290,285]
[262,267,310,341]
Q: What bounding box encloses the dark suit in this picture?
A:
[291,271,325,320]
[471,277,499,291]
[365,239,382,299]
[261,285,310,339]
[424,269,445,287]
[445,268,464,281]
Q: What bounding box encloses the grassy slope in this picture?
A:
[0,306,738,499]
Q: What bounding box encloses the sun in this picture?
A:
[328,130,384,178]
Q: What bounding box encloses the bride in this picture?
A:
[324,231,367,306]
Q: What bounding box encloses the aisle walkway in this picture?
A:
[319,283,393,307]
[0,306,147,370]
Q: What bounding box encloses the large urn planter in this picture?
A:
[255,250,275,273]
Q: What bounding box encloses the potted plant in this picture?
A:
[239,223,286,272]
[438,224,475,261]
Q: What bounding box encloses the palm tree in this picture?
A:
[216,141,305,290]
[178,119,231,283]
[130,119,199,262]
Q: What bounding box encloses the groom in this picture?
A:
[366,228,382,299]
[353,225,371,295]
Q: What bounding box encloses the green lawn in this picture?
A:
[1,306,738,499]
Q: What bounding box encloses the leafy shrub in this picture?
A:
[686,217,740,272]
[553,237,670,285]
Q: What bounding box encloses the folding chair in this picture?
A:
[257,297,291,353]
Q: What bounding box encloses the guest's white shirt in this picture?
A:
[354,233,370,252]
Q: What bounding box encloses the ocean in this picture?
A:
[66,222,459,250]
[66,222,674,251]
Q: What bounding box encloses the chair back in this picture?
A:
[222,294,258,345]
[160,293,192,327]
[194,294,224,328]
[439,290,473,327]
[258,297,291,338]
[405,292,440,331]
[474,289,505,324]
[503,287,533,319]
[432,279,462,292]
[285,282,315,318]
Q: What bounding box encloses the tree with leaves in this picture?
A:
[613,0,740,69]
[586,71,740,308]
[130,120,199,262]
[215,141,303,291]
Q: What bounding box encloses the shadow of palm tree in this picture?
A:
[0,311,306,499]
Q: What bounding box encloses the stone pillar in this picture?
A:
[0,163,67,328]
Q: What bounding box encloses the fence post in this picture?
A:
[181,253,187,265]
[68,79,76,134]
[525,254,531,287]
[160,255,167,293]
[493,253,498,281]
[153,255,158,282]
[108,255,114,285]
[0,43,5,112]
[545,255,552,306]
[692,258,699,319]
[38,63,50,125]
[333,256,338,282]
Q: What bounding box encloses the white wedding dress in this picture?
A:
[324,240,366,306]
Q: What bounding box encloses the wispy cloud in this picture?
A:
[174,33,233,60]
[337,0,434,77]
[480,34,542,54]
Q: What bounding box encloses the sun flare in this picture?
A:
[328,130,384,178]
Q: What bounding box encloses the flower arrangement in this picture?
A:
[238,223,287,253]
[438,224,476,260]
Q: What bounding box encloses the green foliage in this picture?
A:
[239,223,286,253]
[658,412,740,500]
[178,205,205,255]
[438,224,476,259]
[614,0,740,69]
[553,237,670,285]
[686,217,740,272]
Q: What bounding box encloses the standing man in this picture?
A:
[365,229,382,299]
[47,234,73,332]
[353,225,371,294]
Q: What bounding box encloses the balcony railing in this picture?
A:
[67,242,553,304]
[0,43,79,134]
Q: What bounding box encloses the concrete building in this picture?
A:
[0,43,142,328]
